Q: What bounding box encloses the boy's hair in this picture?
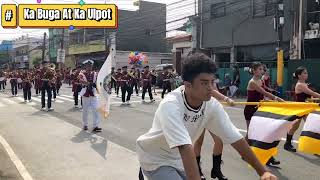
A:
[182,52,216,82]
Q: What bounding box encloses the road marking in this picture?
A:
[237,128,298,144]
[52,99,64,103]
[56,96,73,102]
[32,97,41,102]
[0,135,34,180]
[16,97,37,106]
[60,95,74,99]
[2,98,16,105]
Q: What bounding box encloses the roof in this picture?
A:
[166,34,192,43]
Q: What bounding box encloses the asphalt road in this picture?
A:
[0,84,319,180]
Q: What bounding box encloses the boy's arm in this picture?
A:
[178,144,201,180]
[231,139,277,180]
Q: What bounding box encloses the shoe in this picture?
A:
[137,94,139,96]
[41,107,46,111]
[24,100,27,103]
[284,143,297,152]
[74,105,79,109]
[47,108,54,112]
[266,156,280,166]
[29,100,32,102]
[92,127,102,132]
[142,100,146,103]
[126,101,130,105]
[53,99,56,102]
[150,99,155,103]
[83,126,88,131]
[211,155,228,180]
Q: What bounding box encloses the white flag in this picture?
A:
[96,48,113,119]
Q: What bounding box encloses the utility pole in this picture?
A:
[195,0,201,50]
[104,29,110,56]
[59,29,65,70]
[275,0,284,97]
[42,32,47,64]
[298,0,303,59]
[194,0,197,15]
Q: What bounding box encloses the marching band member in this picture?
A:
[161,67,174,99]
[284,66,320,152]
[244,62,283,166]
[114,68,122,97]
[120,66,133,105]
[79,60,101,132]
[131,68,140,96]
[40,62,55,111]
[150,69,157,95]
[141,66,155,103]
[9,71,18,96]
[34,70,42,96]
[51,73,57,102]
[55,70,63,96]
[0,71,5,92]
[22,72,32,102]
[111,67,117,94]
[72,67,82,108]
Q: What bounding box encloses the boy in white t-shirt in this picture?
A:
[136,53,277,180]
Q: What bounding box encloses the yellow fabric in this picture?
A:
[298,136,320,155]
[258,105,315,117]
[251,147,278,165]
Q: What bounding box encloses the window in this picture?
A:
[253,0,266,17]
[266,0,277,16]
[211,2,226,19]
[253,0,277,17]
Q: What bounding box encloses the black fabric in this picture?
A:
[254,111,300,122]
[23,87,31,101]
[142,86,153,100]
[11,81,17,95]
[300,131,320,140]
[248,139,280,150]
[121,85,132,103]
[41,81,52,108]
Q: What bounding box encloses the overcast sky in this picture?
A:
[0,0,195,42]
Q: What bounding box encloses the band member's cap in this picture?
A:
[117,68,121,70]
[122,66,127,69]
[144,66,149,68]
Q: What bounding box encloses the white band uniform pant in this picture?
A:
[82,96,100,128]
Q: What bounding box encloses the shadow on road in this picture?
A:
[294,153,320,166]
[71,131,108,160]
[270,168,289,180]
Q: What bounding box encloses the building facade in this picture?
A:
[12,36,43,69]
[199,0,300,63]
[49,1,168,69]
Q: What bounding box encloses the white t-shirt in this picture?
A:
[136,86,243,171]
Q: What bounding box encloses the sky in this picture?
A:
[0,0,195,42]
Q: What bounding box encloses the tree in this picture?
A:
[32,57,42,67]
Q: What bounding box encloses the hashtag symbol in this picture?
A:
[5,10,13,22]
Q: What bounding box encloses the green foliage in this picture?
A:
[33,57,42,66]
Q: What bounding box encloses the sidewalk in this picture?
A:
[0,101,139,180]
